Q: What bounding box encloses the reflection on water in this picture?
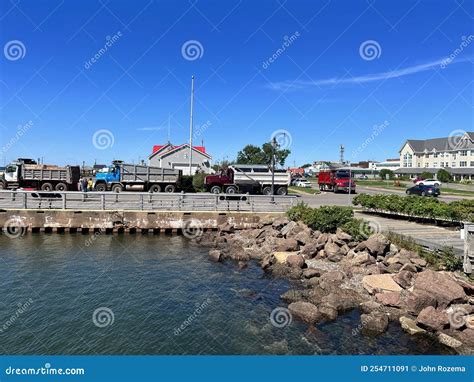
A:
[0,234,452,355]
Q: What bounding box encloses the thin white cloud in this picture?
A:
[266,56,471,91]
[136,126,166,131]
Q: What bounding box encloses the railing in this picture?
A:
[0,191,297,212]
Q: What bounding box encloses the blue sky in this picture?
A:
[1,0,472,167]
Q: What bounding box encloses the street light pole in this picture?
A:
[188,75,195,176]
[271,137,276,202]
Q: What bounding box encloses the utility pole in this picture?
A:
[188,75,195,176]
[271,137,276,202]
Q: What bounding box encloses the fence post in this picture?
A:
[140,193,144,210]
[23,192,27,209]
[62,192,66,209]
[101,193,105,210]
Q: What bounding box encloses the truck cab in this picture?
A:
[204,169,233,194]
[93,164,121,192]
[318,169,356,193]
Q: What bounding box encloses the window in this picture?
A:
[433,162,437,168]
[453,154,457,160]
[433,153,439,158]
[471,161,474,167]
[460,161,467,167]
[440,162,444,167]
[460,150,468,157]
[452,162,456,167]
[424,163,429,168]
[403,153,412,168]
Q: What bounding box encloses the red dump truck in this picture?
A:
[318,169,356,193]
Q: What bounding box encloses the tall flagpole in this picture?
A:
[188,75,195,175]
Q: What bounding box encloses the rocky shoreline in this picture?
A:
[195,217,474,354]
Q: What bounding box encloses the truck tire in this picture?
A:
[164,184,176,193]
[55,182,67,191]
[225,185,238,194]
[111,184,123,193]
[41,182,53,191]
[262,186,272,195]
[0,181,5,190]
[210,185,221,194]
[149,184,161,193]
[95,183,106,192]
[333,186,338,193]
[276,186,287,195]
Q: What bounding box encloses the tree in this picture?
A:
[192,172,206,192]
[420,171,434,180]
[301,163,312,168]
[236,143,291,167]
[379,169,394,180]
[437,169,452,183]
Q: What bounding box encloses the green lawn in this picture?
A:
[356,180,474,197]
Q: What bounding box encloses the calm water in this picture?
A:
[0,234,451,355]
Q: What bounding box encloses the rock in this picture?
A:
[356,234,390,257]
[351,252,374,266]
[319,270,345,284]
[208,249,223,262]
[303,277,320,287]
[292,230,313,245]
[375,292,402,307]
[273,251,295,264]
[305,287,326,304]
[386,263,403,273]
[393,270,415,289]
[399,263,418,273]
[276,238,300,252]
[325,242,343,262]
[321,290,359,312]
[416,306,448,331]
[281,289,305,303]
[399,316,426,335]
[261,254,275,270]
[219,223,235,233]
[272,217,290,229]
[302,268,321,278]
[405,290,437,315]
[335,228,352,241]
[438,333,462,349]
[360,300,382,314]
[281,221,298,236]
[389,243,399,253]
[411,257,427,268]
[237,261,247,269]
[362,274,402,294]
[288,301,321,324]
[300,243,324,258]
[271,263,303,279]
[287,254,305,268]
[413,270,467,308]
[361,312,389,334]
[319,305,338,321]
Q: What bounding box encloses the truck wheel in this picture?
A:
[0,182,5,190]
[149,184,161,193]
[111,184,123,193]
[333,186,338,193]
[55,182,67,191]
[41,183,53,191]
[276,186,287,195]
[95,183,106,192]
[210,185,221,194]
[262,186,272,195]
[164,184,176,193]
[225,186,238,194]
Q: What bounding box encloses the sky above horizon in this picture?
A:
[1,0,473,167]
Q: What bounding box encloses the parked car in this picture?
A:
[406,184,440,197]
[358,175,368,180]
[415,178,441,187]
[294,179,312,188]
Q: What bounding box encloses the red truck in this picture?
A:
[318,169,356,193]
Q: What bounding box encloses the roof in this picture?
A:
[149,143,211,160]
[401,131,474,153]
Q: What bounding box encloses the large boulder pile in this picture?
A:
[199,217,474,354]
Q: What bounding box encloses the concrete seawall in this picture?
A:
[0,209,284,234]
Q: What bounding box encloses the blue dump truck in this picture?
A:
[93,161,182,193]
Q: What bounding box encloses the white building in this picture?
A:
[396,131,474,180]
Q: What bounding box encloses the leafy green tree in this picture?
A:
[301,163,312,168]
[192,172,206,192]
[379,169,394,180]
[236,143,290,166]
[436,169,452,183]
[420,171,434,180]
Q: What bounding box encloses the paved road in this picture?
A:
[294,186,468,208]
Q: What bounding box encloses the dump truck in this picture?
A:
[318,168,356,193]
[93,161,182,192]
[204,164,291,195]
[0,158,80,191]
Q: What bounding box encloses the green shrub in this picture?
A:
[192,172,206,192]
[379,169,394,180]
[437,169,452,183]
[439,246,463,272]
[341,218,375,242]
[180,175,195,192]
[287,204,353,233]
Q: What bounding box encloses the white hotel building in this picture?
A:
[396,131,474,181]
